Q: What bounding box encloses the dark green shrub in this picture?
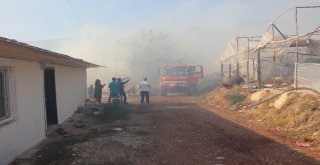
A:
[226,92,246,105]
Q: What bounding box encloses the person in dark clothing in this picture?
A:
[94,79,105,103]
[117,77,130,104]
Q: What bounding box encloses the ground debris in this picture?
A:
[56,125,67,135]
[112,127,124,131]
[73,123,87,129]
[296,142,311,147]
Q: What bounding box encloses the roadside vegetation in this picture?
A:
[203,85,320,150]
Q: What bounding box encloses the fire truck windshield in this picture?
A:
[162,66,187,76]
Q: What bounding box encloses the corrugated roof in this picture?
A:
[0,36,100,68]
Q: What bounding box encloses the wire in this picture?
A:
[66,0,99,47]
[57,0,106,65]
[57,0,80,32]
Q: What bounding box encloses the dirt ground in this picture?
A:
[26,94,320,165]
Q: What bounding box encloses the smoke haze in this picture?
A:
[26,0,317,86]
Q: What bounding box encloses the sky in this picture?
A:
[1,0,318,84]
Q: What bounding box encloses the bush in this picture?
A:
[226,92,246,105]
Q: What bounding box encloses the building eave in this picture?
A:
[0,36,100,68]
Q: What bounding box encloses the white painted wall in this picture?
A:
[0,57,45,165]
[55,65,87,123]
[0,58,88,164]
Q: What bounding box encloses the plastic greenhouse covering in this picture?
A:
[220,3,320,89]
[296,63,320,91]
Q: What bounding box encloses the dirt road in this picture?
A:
[34,94,320,164]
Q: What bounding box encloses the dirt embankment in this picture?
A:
[203,86,320,155]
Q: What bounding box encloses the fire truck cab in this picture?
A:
[159,64,204,96]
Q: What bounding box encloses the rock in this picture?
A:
[274,92,289,110]
[251,89,271,102]
[56,125,67,135]
[93,111,102,115]
[112,128,123,131]
[264,84,273,88]
[75,106,84,113]
[73,123,87,129]
[295,142,311,147]
[68,117,74,123]
[77,105,84,110]
[215,156,225,160]
[251,89,282,102]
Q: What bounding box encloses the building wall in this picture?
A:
[0,57,46,164]
[0,58,88,164]
[55,65,87,123]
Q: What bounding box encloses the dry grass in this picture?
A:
[203,85,249,108]
[204,86,320,148]
[251,92,320,130]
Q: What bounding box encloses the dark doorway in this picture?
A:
[44,68,58,126]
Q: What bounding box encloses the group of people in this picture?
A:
[107,77,130,104]
[93,77,151,104]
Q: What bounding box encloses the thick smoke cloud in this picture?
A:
[123,29,188,86]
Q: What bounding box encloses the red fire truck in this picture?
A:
[159,64,204,96]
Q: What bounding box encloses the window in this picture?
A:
[0,67,15,125]
[162,66,187,76]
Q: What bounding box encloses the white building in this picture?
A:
[0,36,98,164]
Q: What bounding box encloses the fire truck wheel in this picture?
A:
[161,89,167,96]
[187,85,197,96]
[187,88,192,96]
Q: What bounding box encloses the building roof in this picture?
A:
[0,36,100,68]
[165,63,190,67]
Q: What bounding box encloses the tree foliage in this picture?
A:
[125,29,186,88]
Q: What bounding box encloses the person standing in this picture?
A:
[108,77,119,103]
[94,79,105,103]
[139,78,151,104]
[88,84,94,98]
[117,77,130,104]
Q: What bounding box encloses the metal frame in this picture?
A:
[294,6,320,88]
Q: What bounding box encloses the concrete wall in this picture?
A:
[0,58,46,165]
[55,66,87,123]
[0,58,87,164]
